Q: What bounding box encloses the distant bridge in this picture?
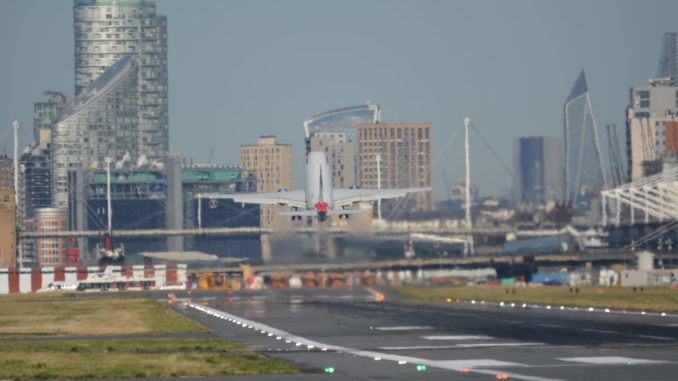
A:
[18,226,562,239]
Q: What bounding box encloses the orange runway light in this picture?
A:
[445,298,452,303]
[496,374,509,379]
[458,368,470,373]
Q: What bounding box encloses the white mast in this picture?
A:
[105,157,112,235]
[464,118,475,256]
[376,153,382,220]
[13,121,22,267]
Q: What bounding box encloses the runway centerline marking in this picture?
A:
[421,335,493,340]
[188,303,565,381]
[379,343,545,350]
[373,326,433,331]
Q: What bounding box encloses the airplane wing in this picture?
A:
[198,190,307,209]
[333,187,431,208]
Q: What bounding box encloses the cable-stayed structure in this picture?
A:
[563,70,607,210]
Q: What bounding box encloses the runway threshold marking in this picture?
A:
[557,356,668,365]
[187,303,565,381]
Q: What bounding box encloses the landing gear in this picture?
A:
[338,214,350,219]
[290,215,302,221]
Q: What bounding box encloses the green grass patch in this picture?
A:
[0,294,300,379]
[0,294,208,339]
[0,337,246,353]
[393,286,678,312]
[0,351,298,380]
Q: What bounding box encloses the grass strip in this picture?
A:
[0,294,208,339]
[0,351,298,380]
[0,337,245,353]
[392,285,678,312]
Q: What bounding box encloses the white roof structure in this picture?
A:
[601,167,678,225]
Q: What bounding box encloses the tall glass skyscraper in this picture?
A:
[53,56,140,209]
[563,70,607,210]
[73,0,168,160]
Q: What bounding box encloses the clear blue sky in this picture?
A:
[1,0,677,198]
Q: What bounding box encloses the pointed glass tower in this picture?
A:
[563,70,607,210]
[657,32,677,83]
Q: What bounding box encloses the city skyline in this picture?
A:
[2,1,678,198]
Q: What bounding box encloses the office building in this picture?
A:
[181,163,259,258]
[53,56,140,209]
[240,136,294,228]
[0,189,16,268]
[513,137,564,206]
[74,0,168,160]
[309,132,355,188]
[68,158,260,261]
[357,123,433,213]
[626,77,678,180]
[563,70,607,208]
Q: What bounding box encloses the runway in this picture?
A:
[170,287,678,380]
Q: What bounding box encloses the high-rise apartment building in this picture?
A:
[34,208,68,267]
[240,136,294,227]
[53,56,140,209]
[303,105,380,187]
[626,77,678,180]
[357,123,433,213]
[513,137,564,206]
[0,155,12,190]
[74,0,168,160]
[563,70,607,208]
[33,92,69,140]
[309,132,355,188]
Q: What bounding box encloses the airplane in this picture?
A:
[198,151,430,222]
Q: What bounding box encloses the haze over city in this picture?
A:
[2,0,678,197]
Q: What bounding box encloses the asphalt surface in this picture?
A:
[161,287,678,381]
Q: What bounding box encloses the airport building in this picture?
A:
[240,136,293,228]
[357,123,434,213]
[513,136,564,206]
[73,0,168,161]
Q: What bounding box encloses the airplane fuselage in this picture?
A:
[305,152,334,221]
